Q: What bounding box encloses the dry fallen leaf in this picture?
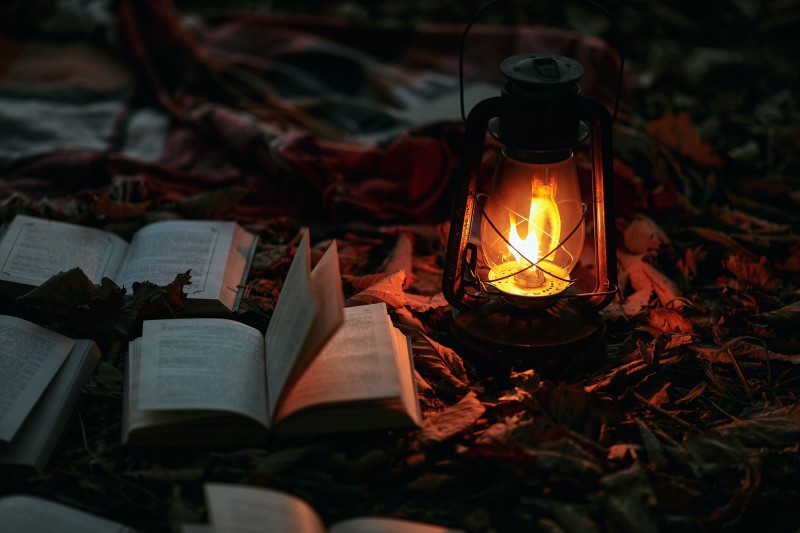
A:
[380,231,415,285]
[403,292,448,313]
[689,340,798,364]
[648,307,693,334]
[346,269,407,308]
[691,226,759,260]
[714,404,800,448]
[646,111,722,169]
[641,262,684,310]
[90,194,152,219]
[620,288,653,317]
[176,186,249,219]
[750,301,800,330]
[15,268,191,345]
[723,255,781,293]
[620,252,683,310]
[341,272,393,293]
[647,382,671,408]
[17,267,97,309]
[676,245,707,281]
[411,332,469,391]
[420,391,486,443]
[716,207,791,235]
[623,213,671,254]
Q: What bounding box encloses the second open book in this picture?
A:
[184,483,463,533]
[122,229,421,445]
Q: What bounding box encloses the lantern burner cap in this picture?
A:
[502,53,583,88]
[495,53,587,150]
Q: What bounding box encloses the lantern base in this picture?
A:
[448,297,606,379]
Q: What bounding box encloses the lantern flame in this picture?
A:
[480,154,583,301]
[508,212,538,264]
[507,185,561,276]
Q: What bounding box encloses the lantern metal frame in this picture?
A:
[442,0,623,360]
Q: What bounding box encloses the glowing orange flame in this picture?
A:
[507,185,561,273]
[508,212,539,267]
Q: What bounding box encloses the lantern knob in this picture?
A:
[502,54,583,87]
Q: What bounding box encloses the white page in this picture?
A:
[0,215,128,285]
[114,220,234,300]
[298,239,344,375]
[124,338,221,442]
[264,230,318,415]
[0,495,133,533]
[274,303,402,422]
[268,238,345,420]
[391,325,422,426]
[204,483,325,533]
[0,339,100,471]
[0,316,75,442]
[136,319,268,425]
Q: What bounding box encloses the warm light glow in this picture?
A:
[507,213,535,264]
[507,182,562,271]
[480,150,584,300]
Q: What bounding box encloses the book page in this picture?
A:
[269,238,344,420]
[273,303,403,423]
[264,229,318,417]
[204,483,326,533]
[0,340,100,472]
[0,315,75,442]
[298,239,344,375]
[221,222,258,311]
[124,339,217,442]
[0,215,128,285]
[114,220,236,301]
[392,326,422,427]
[331,516,464,533]
[0,495,133,533]
[136,319,268,426]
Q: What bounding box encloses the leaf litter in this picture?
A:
[3,2,800,532]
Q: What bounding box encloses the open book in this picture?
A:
[122,229,421,445]
[0,315,101,472]
[0,495,135,533]
[183,483,463,533]
[0,214,258,314]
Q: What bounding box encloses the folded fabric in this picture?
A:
[0,0,625,224]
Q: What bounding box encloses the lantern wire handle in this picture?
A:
[459,0,626,123]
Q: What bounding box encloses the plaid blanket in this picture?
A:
[0,0,623,224]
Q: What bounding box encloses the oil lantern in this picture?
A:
[442,40,620,363]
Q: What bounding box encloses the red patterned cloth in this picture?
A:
[0,1,624,224]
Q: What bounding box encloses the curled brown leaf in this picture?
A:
[411,332,469,391]
[623,213,670,254]
[723,255,781,293]
[648,308,693,334]
[420,391,485,443]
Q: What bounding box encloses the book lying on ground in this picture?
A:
[0,315,101,472]
[183,483,463,533]
[122,229,421,445]
[0,494,135,533]
[0,214,258,313]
